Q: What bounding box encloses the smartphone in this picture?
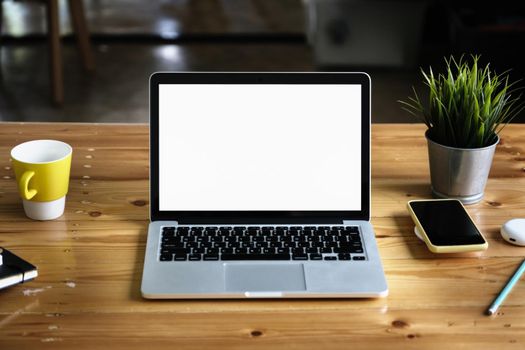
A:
[407,199,488,253]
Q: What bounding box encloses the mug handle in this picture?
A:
[19,171,38,200]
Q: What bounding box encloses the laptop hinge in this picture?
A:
[161,218,351,225]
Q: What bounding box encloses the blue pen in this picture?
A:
[487,259,525,316]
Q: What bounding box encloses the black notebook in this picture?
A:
[0,247,38,290]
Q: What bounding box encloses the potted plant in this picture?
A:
[399,55,524,204]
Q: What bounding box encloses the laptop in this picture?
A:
[141,72,388,298]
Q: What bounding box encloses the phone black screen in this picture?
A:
[409,200,486,246]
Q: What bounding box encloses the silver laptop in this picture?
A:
[141,72,388,298]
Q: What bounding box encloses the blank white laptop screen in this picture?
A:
[158,84,362,211]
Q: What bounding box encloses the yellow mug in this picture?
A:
[11,140,72,220]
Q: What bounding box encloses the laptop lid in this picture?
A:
[150,72,370,224]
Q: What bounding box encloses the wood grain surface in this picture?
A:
[1,122,525,349]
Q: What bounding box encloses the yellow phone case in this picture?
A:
[407,199,488,253]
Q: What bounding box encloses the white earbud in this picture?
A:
[501,219,525,246]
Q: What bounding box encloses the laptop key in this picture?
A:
[186,242,199,249]
[338,253,351,260]
[160,244,184,251]
[353,256,366,261]
[162,231,175,238]
[160,253,173,261]
[292,248,305,255]
[310,254,322,260]
[160,247,183,254]
[334,247,350,254]
[203,254,219,261]
[221,253,290,261]
[324,256,337,261]
[292,255,308,260]
[174,254,187,261]
[201,241,211,248]
[263,247,275,254]
[188,254,201,261]
[269,242,281,248]
[239,236,250,243]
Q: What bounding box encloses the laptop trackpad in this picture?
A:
[225,264,306,292]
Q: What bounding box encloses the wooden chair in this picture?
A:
[48,0,95,105]
[1,0,95,105]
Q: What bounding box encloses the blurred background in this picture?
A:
[0,0,524,123]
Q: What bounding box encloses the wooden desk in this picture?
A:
[0,123,524,349]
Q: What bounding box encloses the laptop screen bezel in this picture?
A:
[150,72,370,224]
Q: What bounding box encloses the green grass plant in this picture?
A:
[399,55,524,148]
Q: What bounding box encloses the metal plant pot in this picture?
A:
[426,130,499,204]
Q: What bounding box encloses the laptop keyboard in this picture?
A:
[158,226,366,262]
